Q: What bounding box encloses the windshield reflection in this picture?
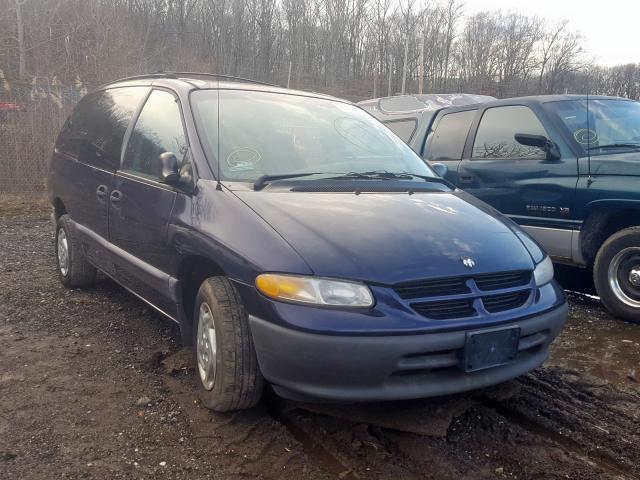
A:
[191,90,434,182]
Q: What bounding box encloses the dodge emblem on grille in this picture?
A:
[461,257,476,268]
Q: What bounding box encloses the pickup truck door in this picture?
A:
[455,104,579,262]
[422,108,477,184]
[109,88,190,316]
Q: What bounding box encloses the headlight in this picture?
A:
[533,256,554,286]
[255,273,374,307]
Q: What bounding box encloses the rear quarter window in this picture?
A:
[57,87,148,170]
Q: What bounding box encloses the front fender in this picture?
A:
[168,180,313,285]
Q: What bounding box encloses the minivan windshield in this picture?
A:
[544,99,640,155]
[191,89,435,182]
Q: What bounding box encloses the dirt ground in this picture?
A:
[1,206,639,480]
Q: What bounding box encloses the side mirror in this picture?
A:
[514,133,561,160]
[431,162,448,177]
[160,152,180,184]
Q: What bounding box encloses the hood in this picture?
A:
[234,190,535,285]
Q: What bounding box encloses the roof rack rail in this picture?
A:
[171,72,277,87]
[106,71,277,88]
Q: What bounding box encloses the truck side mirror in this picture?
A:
[159,152,180,185]
[431,162,448,177]
[514,133,561,161]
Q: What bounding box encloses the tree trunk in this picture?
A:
[16,0,27,80]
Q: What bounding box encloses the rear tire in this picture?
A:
[55,214,97,288]
[194,277,264,411]
[593,227,640,324]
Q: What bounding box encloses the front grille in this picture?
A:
[482,291,530,313]
[396,269,533,320]
[474,271,531,291]
[411,299,476,320]
[394,277,469,299]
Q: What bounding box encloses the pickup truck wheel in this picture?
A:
[194,277,264,411]
[594,227,640,324]
[55,214,97,288]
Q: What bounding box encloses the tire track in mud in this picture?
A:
[157,346,640,480]
[489,369,640,478]
[263,369,640,480]
[158,363,333,479]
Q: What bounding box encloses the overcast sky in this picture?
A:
[464,0,639,66]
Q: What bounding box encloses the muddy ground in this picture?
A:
[1,210,639,480]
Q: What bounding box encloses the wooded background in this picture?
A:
[1,0,639,193]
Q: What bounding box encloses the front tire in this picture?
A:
[194,277,264,411]
[594,227,640,323]
[55,214,97,288]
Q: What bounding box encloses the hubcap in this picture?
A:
[196,302,217,390]
[57,228,69,277]
[608,247,640,308]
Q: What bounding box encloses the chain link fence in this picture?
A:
[0,77,87,196]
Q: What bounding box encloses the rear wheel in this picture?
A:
[593,227,640,323]
[194,277,264,411]
[55,214,97,288]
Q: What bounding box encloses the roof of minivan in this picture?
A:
[101,72,346,103]
[357,93,496,115]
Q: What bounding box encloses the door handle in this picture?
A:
[109,190,122,207]
[458,174,474,184]
[96,184,108,202]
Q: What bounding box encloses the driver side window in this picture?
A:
[123,89,188,179]
[472,106,548,159]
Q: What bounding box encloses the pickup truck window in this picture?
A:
[472,106,547,159]
[382,119,417,142]
[544,99,640,155]
[426,110,475,161]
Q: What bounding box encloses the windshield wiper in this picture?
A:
[587,143,640,151]
[253,172,323,191]
[253,170,452,191]
[330,170,429,181]
[331,170,452,186]
[332,172,411,180]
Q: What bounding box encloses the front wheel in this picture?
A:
[194,277,264,411]
[594,227,640,323]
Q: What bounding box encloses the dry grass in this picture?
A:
[0,193,50,219]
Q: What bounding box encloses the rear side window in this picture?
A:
[123,89,188,179]
[383,119,417,142]
[472,106,548,159]
[425,110,475,161]
[56,87,148,170]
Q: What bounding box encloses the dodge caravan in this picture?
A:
[48,73,567,411]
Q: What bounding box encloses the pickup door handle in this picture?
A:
[458,174,474,183]
[96,184,108,202]
[109,190,122,207]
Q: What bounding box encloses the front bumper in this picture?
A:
[249,303,567,402]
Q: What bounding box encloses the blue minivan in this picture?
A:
[48,73,567,411]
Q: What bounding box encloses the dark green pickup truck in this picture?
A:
[360,94,640,323]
